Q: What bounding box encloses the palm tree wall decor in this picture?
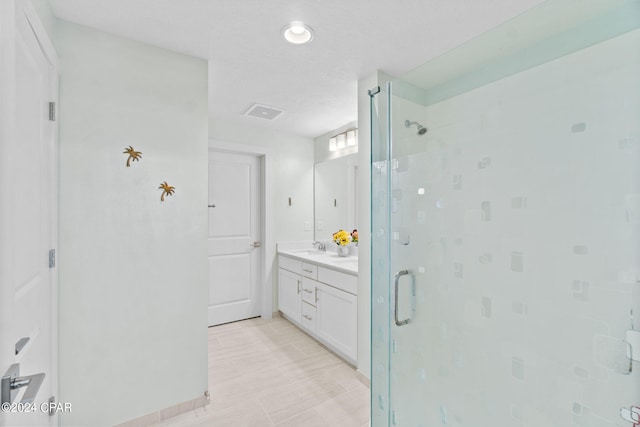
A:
[158,181,175,202]
[123,146,142,167]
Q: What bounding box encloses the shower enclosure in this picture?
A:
[370,1,640,425]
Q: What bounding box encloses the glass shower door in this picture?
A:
[371,1,640,425]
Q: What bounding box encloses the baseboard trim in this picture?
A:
[355,369,370,387]
[114,392,210,427]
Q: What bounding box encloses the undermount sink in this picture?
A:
[293,250,354,260]
[330,257,357,262]
[282,248,358,271]
[290,249,324,256]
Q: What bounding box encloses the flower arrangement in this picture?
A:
[333,229,351,246]
[333,229,358,246]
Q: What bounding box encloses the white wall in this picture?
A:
[209,118,314,310]
[56,21,209,426]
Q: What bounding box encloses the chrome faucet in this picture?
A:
[312,241,326,252]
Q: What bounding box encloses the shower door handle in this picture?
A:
[394,270,413,326]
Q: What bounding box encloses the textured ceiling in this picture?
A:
[50,0,545,138]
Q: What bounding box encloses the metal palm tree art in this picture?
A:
[123,146,142,167]
[158,181,175,202]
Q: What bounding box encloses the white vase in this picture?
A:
[337,245,349,257]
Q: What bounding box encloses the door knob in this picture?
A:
[250,241,261,248]
[2,363,45,405]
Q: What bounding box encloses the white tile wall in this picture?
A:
[374,29,640,427]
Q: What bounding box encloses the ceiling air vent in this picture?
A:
[243,103,284,120]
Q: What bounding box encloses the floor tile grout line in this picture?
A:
[196,316,370,427]
[255,397,277,427]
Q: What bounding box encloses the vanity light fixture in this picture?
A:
[328,128,358,152]
[282,21,314,44]
[346,129,357,146]
[329,137,337,152]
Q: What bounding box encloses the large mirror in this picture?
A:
[314,153,358,241]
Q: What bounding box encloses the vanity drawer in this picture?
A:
[301,277,317,306]
[301,301,316,333]
[317,266,357,295]
[301,262,318,280]
[279,255,302,274]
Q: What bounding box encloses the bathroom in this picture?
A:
[1,0,639,426]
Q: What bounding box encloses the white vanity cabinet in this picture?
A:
[278,255,303,323]
[278,268,301,323]
[277,253,358,365]
[316,281,357,360]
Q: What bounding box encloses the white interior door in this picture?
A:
[208,151,262,326]
[0,2,58,426]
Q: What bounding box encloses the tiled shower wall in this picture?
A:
[376,29,640,426]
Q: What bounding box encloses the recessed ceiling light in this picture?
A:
[282,21,314,44]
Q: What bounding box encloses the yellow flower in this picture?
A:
[333,229,351,246]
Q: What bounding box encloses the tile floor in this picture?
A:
[158,315,370,426]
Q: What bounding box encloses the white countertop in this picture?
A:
[277,241,358,276]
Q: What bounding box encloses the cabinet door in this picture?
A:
[278,268,301,323]
[316,283,357,363]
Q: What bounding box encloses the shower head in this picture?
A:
[404,120,428,135]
